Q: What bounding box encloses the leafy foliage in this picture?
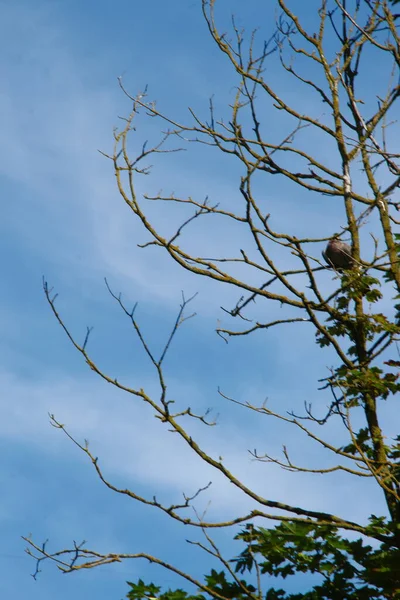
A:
[126,523,400,600]
[127,580,205,600]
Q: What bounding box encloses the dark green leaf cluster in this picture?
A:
[126,579,205,600]
[340,272,382,304]
[340,426,373,457]
[335,365,400,401]
[125,523,400,600]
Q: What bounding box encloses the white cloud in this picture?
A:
[0,368,386,528]
[0,1,248,316]
[1,8,396,591]
[0,0,362,321]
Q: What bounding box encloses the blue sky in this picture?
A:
[1,1,398,599]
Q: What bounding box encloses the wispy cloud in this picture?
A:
[1,3,396,600]
[0,368,385,528]
[0,0,351,316]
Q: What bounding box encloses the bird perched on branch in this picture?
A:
[323,238,354,270]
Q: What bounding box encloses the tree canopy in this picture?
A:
[25,1,400,598]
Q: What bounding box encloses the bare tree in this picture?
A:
[26,1,400,597]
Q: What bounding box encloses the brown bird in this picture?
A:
[322,238,354,270]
